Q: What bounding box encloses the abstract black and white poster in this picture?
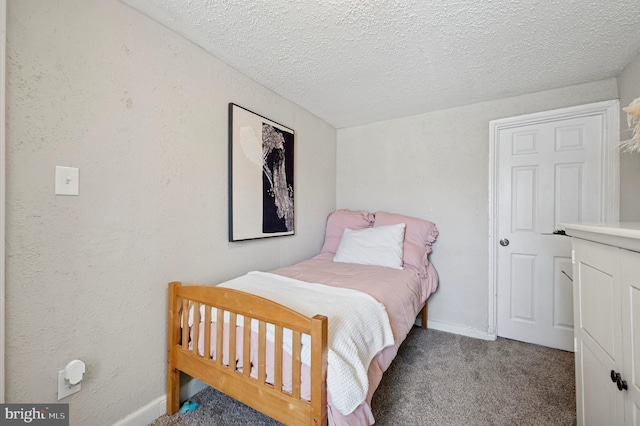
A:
[229,103,295,241]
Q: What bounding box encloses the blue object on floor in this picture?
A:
[179,401,199,413]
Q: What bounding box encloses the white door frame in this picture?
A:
[1,0,6,403]
[487,100,620,339]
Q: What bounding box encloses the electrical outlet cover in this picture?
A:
[57,370,81,400]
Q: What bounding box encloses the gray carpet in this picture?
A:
[150,328,576,425]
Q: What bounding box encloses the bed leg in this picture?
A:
[167,282,182,415]
[166,363,180,414]
[421,302,428,329]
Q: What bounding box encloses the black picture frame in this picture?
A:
[228,103,295,242]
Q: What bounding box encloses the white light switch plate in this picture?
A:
[55,166,79,196]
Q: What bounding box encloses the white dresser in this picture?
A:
[562,222,640,426]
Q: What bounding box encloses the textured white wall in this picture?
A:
[617,51,640,221]
[337,80,618,335]
[5,0,335,424]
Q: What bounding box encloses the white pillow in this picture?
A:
[333,223,406,269]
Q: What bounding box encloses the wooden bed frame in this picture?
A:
[166,281,428,425]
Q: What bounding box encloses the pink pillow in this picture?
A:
[373,211,438,277]
[320,209,374,254]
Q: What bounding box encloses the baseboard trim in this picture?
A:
[112,395,165,426]
[112,379,208,426]
[180,378,208,401]
[427,319,497,341]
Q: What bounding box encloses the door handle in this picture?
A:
[499,238,509,247]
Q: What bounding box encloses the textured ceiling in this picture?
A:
[122,0,640,128]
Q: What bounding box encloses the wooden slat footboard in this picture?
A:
[167,281,328,425]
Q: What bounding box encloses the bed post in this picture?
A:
[309,314,328,425]
[166,282,182,414]
[421,301,428,329]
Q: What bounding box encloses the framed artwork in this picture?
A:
[228,103,295,241]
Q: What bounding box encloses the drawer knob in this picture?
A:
[611,370,620,383]
[617,377,628,391]
[611,370,628,391]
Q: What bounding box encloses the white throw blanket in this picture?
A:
[214,271,395,415]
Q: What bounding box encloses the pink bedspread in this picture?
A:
[271,253,439,426]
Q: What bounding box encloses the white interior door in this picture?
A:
[492,102,618,351]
